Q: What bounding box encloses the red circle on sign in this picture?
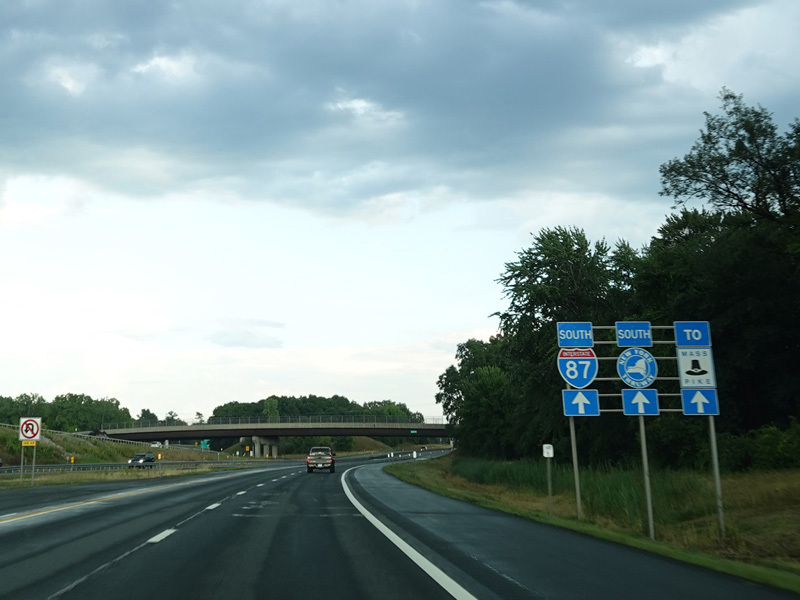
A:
[21,418,40,439]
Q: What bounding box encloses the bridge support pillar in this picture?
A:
[252,436,279,458]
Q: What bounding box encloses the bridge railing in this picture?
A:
[102,414,447,430]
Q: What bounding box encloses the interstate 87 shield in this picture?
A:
[557,347,598,389]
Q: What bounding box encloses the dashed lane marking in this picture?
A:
[147,529,177,543]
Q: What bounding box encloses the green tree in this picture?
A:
[637,208,800,432]
[262,396,280,419]
[495,227,641,462]
[656,90,800,430]
[137,408,159,423]
[660,88,800,225]
[164,411,186,426]
[212,401,262,418]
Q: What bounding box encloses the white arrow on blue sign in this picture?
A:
[622,389,659,416]
[562,389,600,416]
[681,389,719,415]
[557,322,594,347]
[557,348,598,389]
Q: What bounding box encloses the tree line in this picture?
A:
[437,89,800,470]
[211,395,424,422]
[0,391,424,453]
[212,395,426,453]
[0,393,134,433]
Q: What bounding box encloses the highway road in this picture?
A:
[0,453,794,600]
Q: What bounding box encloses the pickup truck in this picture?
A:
[306,446,335,473]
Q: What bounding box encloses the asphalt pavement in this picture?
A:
[0,455,795,599]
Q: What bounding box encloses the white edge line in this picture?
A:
[341,467,478,600]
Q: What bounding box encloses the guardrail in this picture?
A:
[0,459,281,477]
[102,414,447,429]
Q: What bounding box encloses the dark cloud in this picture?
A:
[0,0,792,212]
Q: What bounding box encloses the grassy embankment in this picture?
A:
[0,424,399,488]
[0,424,237,488]
[385,453,800,595]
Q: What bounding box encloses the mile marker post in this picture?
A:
[543,444,554,514]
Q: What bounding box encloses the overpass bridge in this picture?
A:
[102,415,450,458]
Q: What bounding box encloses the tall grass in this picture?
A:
[450,456,716,535]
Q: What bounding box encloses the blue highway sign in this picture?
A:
[681,389,719,415]
[557,322,594,347]
[617,347,658,388]
[557,348,598,389]
[622,389,659,416]
[615,321,653,347]
[562,389,600,416]
[674,321,712,347]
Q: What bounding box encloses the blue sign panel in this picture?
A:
[615,321,653,347]
[557,348,598,389]
[557,322,594,348]
[617,348,658,388]
[562,389,600,416]
[681,389,719,416]
[674,321,712,347]
[622,389,659,416]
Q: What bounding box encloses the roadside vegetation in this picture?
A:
[0,423,237,490]
[436,90,800,467]
[387,454,800,594]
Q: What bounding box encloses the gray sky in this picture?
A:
[1,0,798,422]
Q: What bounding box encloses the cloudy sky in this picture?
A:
[1,0,798,424]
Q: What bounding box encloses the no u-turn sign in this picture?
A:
[20,417,42,441]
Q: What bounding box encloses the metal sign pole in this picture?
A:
[31,442,37,485]
[569,416,583,520]
[20,446,24,482]
[638,415,655,540]
[547,457,553,514]
[708,416,726,538]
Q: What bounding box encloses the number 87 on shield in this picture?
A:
[557,347,599,389]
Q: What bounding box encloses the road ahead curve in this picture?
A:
[0,455,793,599]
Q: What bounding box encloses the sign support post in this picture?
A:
[568,415,583,520]
[708,416,726,538]
[19,417,42,485]
[31,443,36,485]
[638,416,655,540]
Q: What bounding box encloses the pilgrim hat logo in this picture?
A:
[685,359,708,376]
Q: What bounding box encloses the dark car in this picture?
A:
[128,452,156,468]
[306,446,335,473]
